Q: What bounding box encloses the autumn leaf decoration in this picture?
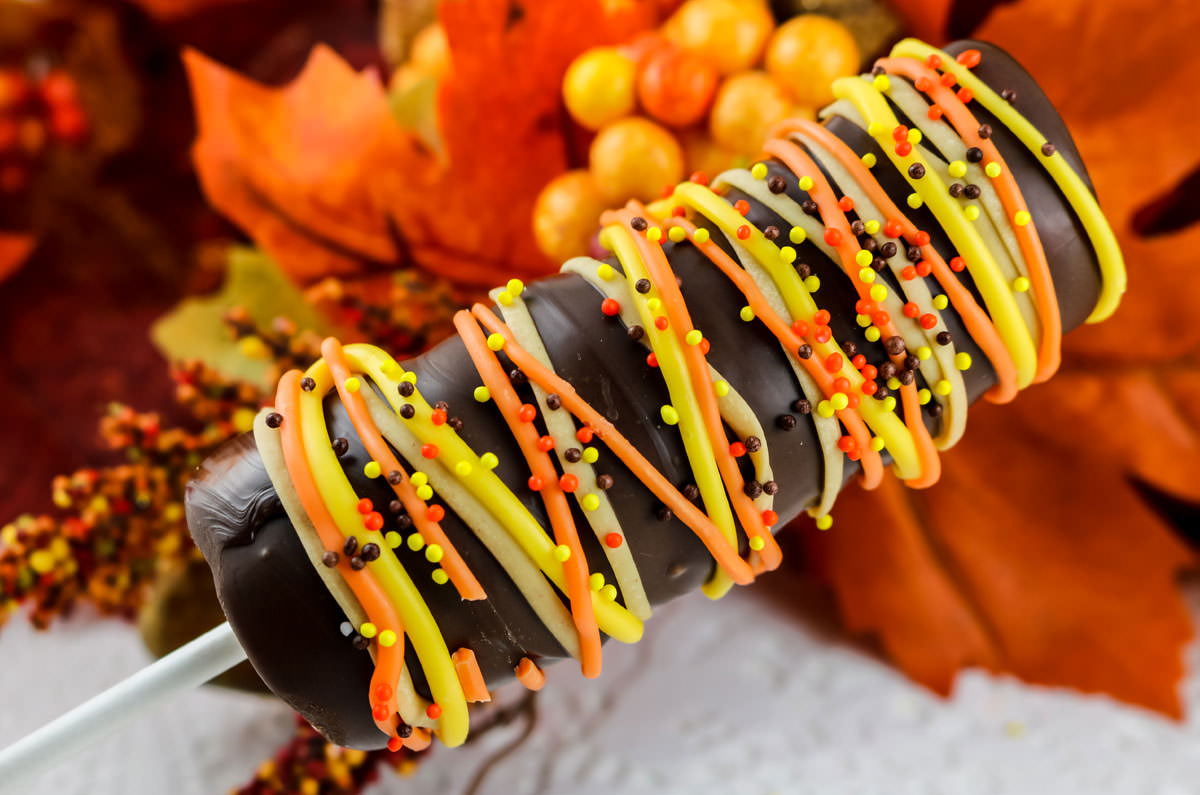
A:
[803,0,1200,717]
[183,0,654,288]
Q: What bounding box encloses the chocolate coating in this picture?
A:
[186,41,1104,749]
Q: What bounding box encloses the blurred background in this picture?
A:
[0,0,1197,792]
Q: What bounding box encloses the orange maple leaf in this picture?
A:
[184,0,654,288]
[803,0,1200,716]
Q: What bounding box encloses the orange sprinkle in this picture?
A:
[451,648,492,703]
[515,657,546,691]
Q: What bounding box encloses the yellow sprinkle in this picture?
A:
[480,452,499,469]
[364,461,382,479]
[749,535,766,551]
[907,193,924,209]
[600,584,618,601]
[830,393,849,411]
[473,385,491,403]
[934,379,953,396]
[582,446,599,463]
[407,533,425,551]
[739,305,756,322]
[237,335,270,359]
[506,278,525,296]
[918,388,932,405]
[865,326,881,342]
[798,176,814,191]
[597,263,615,280]
[486,333,505,351]
[907,128,922,145]
[867,121,885,137]
[858,267,876,284]
[1013,276,1031,293]
[779,245,797,263]
[455,460,473,477]
[815,514,834,530]
[804,275,821,293]
[855,249,873,268]
[817,400,835,418]
[856,313,872,328]
[869,284,888,302]
[400,371,417,384]
[553,544,571,562]
[432,569,449,585]
[410,472,428,487]
[496,290,513,306]
[887,377,901,391]
[861,152,877,168]
[955,352,973,370]
[789,227,807,244]
[660,405,679,425]
[378,630,397,648]
[233,407,257,433]
[163,502,184,523]
[425,544,444,563]
[693,228,710,244]
[963,205,980,221]
[870,437,886,452]
[589,572,605,591]
[932,294,949,310]
[344,376,361,393]
[647,297,662,312]
[359,622,377,639]
[381,359,402,379]
[29,550,54,574]
[916,346,932,360]
[872,74,891,92]
[864,219,880,234]
[416,484,433,501]
[713,380,730,397]
[751,162,768,179]
[581,494,600,511]
[948,160,967,179]
[1014,210,1031,227]
[881,395,896,412]
[685,329,703,346]
[985,162,1002,178]
[385,531,402,549]
[668,225,686,243]
[646,226,663,242]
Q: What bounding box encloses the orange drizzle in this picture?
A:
[514,657,546,691]
[452,310,604,679]
[779,118,1021,404]
[274,370,408,745]
[762,137,942,488]
[659,214,884,489]
[609,204,782,571]
[451,648,491,703]
[877,57,1061,383]
[321,338,486,602]
[469,304,758,586]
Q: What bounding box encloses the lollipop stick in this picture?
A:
[0,621,246,793]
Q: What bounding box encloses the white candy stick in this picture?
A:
[0,621,245,793]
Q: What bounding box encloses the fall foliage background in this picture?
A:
[0,0,1198,791]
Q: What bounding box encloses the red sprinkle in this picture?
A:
[927,105,944,121]
[855,300,876,315]
[824,353,843,373]
[646,352,658,368]
[851,353,867,369]
[814,309,831,326]
[892,125,908,142]
[814,326,832,344]
[940,72,957,87]
[654,316,669,330]
[689,171,709,186]
[761,510,778,526]
[426,505,445,522]
[901,265,917,280]
[919,313,938,329]
[373,704,391,721]
[833,377,850,393]
[792,319,810,337]
[956,87,973,104]
[916,261,932,277]
[605,533,624,548]
[871,311,891,327]
[376,684,394,701]
[861,379,878,395]
[734,199,750,216]
[729,441,747,457]
[357,498,373,514]
[903,302,920,318]
[536,435,555,452]
[559,474,579,492]
[956,48,981,68]
[949,256,966,272]
[914,76,933,92]
[895,141,912,157]
[421,443,439,459]
[672,206,687,217]
[838,195,855,212]
[528,476,544,491]
[861,364,878,380]
[576,427,595,443]
[388,737,403,752]
[737,224,751,240]
[431,408,447,425]
[884,220,903,238]
[926,54,943,69]
[914,231,931,246]
[660,184,674,199]
[824,228,843,246]
[364,512,384,532]
[518,404,537,423]
[846,393,860,409]
[837,436,857,453]
[427,704,442,720]
[600,298,620,316]
[700,338,711,354]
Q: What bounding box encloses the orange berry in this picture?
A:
[765,15,861,108]
[636,46,718,128]
[708,71,792,153]
[589,117,684,204]
[533,170,608,263]
[663,0,775,75]
[563,47,637,130]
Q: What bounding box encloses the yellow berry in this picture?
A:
[563,47,637,130]
[764,15,861,107]
[533,170,608,262]
[590,117,684,203]
[708,71,791,153]
[663,0,775,75]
